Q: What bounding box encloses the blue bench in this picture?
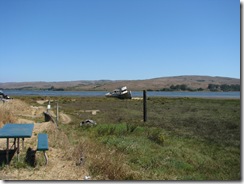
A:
[37,133,49,165]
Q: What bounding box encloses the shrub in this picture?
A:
[147,128,165,146]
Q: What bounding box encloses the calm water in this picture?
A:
[3,90,240,99]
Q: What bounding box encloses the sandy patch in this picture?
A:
[59,113,72,124]
[36,100,49,105]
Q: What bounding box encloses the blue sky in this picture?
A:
[0,0,240,82]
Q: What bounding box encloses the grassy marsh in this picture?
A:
[17,96,240,180]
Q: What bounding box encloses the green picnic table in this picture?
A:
[0,123,34,164]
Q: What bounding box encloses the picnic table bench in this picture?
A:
[37,133,49,165]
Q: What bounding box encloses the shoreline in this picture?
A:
[2,90,240,99]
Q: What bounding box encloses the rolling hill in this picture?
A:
[0,75,240,91]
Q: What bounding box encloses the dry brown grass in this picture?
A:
[0,99,33,127]
[0,102,17,127]
[46,125,74,160]
[0,99,88,180]
[73,139,141,180]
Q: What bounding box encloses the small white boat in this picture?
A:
[105,86,132,99]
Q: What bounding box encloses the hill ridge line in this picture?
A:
[0,75,240,91]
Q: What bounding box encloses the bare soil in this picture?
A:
[0,99,89,180]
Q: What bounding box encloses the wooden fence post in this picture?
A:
[143,90,147,122]
[56,102,59,124]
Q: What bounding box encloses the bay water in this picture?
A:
[3,90,240,99]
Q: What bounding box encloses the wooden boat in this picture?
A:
[105,86,132,99]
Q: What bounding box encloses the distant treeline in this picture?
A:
[147,84,240,92]
[47,86,65,91]
[207,84,240,92]
[1,84,240,92]
[150,84,204,92]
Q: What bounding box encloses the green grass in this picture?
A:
[19,96,240,180]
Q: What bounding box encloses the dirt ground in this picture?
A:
[0,99,89,180]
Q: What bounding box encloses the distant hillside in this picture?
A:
[0,75,240,91]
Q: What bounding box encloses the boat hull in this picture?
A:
[105,90,132,99]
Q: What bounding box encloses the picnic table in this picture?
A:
[0,123,34,164]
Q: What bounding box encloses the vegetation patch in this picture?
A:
[14,96,240,180]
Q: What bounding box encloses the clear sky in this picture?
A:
[0,0,240,82]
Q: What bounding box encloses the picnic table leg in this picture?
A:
[17,138,20,161]
[6,138,9,165]
[14,138,16,149]
[22,138,24,149]
[44,151,48,165]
